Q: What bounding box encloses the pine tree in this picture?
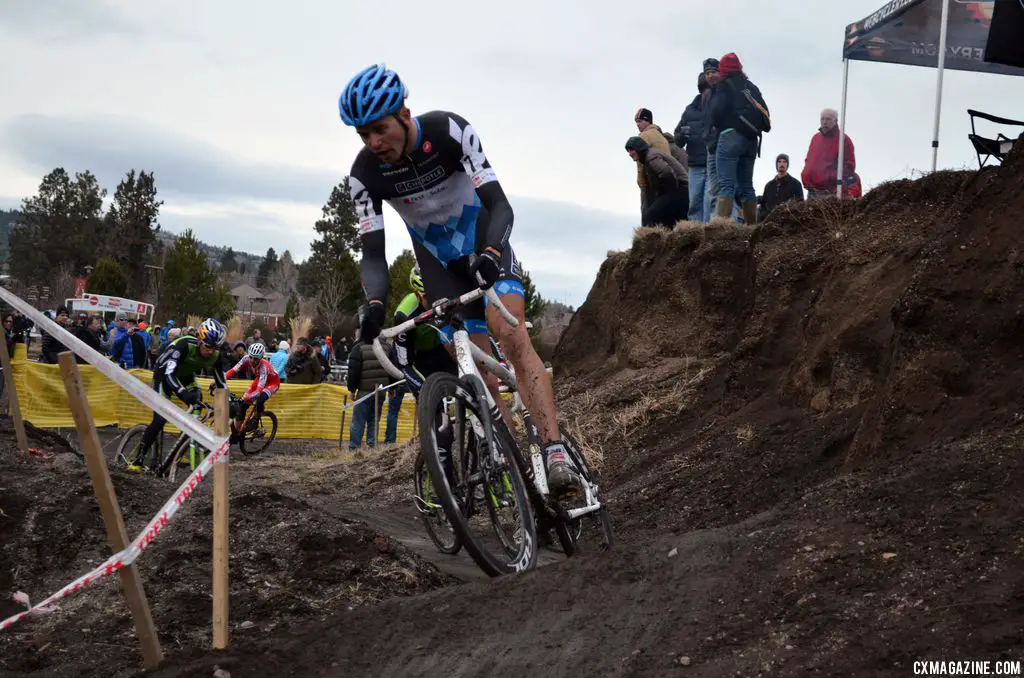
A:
[88,256,128,296]
[160,230,236,321]
[104,169,162,297]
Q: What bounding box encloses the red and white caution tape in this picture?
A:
[0,438,230,631]
[0,286,230,632]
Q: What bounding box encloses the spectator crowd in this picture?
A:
[1,308,351,389]
[626,53,862,229]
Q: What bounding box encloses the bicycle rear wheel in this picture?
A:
[417,372,537,577]
[115,425,157,471]
[413,450,461,555]
[239,410,278,455]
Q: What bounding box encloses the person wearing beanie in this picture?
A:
[707,52,771,225]
[632,107,672,217]
[759,153,804,221]
[700,58,731,220]
[625,135,689,228]
[674,71,711,222]
[269,340,290,380]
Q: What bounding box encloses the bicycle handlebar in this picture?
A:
[372,282,519,381]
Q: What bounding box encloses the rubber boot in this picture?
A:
[714,196,734,220]
[742,199,757,226]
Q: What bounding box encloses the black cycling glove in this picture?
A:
[470,247,503,289]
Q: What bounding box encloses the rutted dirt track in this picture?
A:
[3,145,1024,676]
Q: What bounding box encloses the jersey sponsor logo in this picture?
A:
[395,165,445,193]
[422,140,433,153]
[359,215,385,233]
[471,168,497,187]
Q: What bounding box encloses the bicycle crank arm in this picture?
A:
[565,503,603,520]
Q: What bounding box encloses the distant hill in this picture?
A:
[155,230,264,273]
[0,211,266,277]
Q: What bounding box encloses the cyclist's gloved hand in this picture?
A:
[360,302,385,342]
[470,247,502,289]
[178,387,201,407]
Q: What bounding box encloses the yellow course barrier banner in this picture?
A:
[10,348,417,444]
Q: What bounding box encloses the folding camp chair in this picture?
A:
[967,109,1024,168]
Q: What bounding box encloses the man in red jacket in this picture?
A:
[801,108,856,199]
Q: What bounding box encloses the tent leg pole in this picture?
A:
[931,0,952,173]
[837,58,850,198]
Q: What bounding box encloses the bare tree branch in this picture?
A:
[316,268,348,336]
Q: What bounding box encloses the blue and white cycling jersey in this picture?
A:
[348,110,500,266]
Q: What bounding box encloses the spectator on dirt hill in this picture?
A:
[801,108,856,199]
[346,308,390,451]
[40,306,71,364]
[708,52,769,225]
[675,72,711,222]
[269,340,289,381]
[759,153,804,221]
[625,136,689,228]
[285,337,323,384]
[661,130,689,172]
[111,318,147,369]
[633,108,672,216]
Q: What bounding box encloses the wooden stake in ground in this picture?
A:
[212,388,230,649]
[56,352,163,668]
[0,331,29,454]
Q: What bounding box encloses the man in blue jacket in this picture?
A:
[675,72,710,222]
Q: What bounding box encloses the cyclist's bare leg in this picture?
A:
[483,293,558,444]
[466,334,516,429]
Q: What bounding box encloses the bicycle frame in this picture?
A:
[374,285,603,521]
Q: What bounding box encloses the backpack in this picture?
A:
[725,77,771,139]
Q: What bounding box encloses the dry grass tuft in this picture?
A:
[290,316,314,345]
[225,315,243,344]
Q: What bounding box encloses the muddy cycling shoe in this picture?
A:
[544,442,581,498]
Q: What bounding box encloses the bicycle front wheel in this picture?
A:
[239,410,278,455]
[417,372,537,577]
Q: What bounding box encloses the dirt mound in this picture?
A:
[0,431,455,677]
[552,152,1024,531]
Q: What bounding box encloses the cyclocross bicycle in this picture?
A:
[227,392,278,455]
[115,400,215,482]
[374,279,614,577]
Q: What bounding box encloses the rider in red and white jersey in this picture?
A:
[224,342,279,436]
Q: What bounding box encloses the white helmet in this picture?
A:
[247,342,266,361]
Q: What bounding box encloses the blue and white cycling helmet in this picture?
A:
[338,64,408,127]
[197,318,226,347]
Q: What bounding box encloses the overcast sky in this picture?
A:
[1,0,1020,306]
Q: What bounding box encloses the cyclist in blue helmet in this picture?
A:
[337,63,580,498]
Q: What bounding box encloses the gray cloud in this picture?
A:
[0,113,629,306]
[0,0,139,41]
[0,114,339,206]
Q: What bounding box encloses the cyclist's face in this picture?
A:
[197,343,215,359]
[357,111,409,163]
